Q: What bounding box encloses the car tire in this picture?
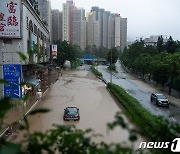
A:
[150,97,153,102]
[156,101,159,106]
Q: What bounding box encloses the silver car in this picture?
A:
[150,93,169,107]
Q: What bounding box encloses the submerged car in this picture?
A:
[150,93,169,107]
[63,107,80,121]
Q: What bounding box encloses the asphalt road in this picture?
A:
[98,61,180,124]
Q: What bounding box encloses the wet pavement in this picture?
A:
[0,68,59,138]
[98,61,180,124]
[6,65,144,150]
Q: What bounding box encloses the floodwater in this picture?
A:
[98,62,180,124]
[9,66,144,150]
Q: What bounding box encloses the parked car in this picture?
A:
[150,93,169,107]
[63,107,80,121]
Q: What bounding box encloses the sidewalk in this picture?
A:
[0,68,59,137]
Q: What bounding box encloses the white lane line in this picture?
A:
[171,117,176,122]
[19,88,49,122]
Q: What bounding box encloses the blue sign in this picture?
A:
[3,64,22,98]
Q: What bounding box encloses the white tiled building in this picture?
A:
[0,0,50,96]
[73,8,86,50]
[62,3,70,42]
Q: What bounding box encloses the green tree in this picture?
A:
[157,35,164,52]
[165,36,176,53]
[84,45,92,54]
[106,47,119,64]
[133,53,153,78]
[168,51,180,94]
[151,52,170,86]
[55,40,82,67]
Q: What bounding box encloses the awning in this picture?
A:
[24,77,40,87]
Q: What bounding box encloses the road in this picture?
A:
[98,61,180,124]
[10,65,143,150]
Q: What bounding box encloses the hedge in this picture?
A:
[91,66,102,78]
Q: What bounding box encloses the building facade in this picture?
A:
[29,0,51,40]
[0,0,50,96]
[51,10,62,42]
[115,14,121,48]
[87,12,94,46]
[62,3,70,42]
[120,18,127,51]
[103,11,110,48]
[108,14,115,49]
[62,0,75,43]
[73,8,86,50]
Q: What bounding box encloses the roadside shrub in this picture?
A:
[91,65,102,77]
[108,64,118,73]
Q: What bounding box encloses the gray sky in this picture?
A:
[51,0,180,41]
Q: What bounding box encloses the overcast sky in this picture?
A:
[51,0,180,41]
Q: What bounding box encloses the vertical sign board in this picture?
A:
[51,44,57,59]
[0,0,21,38]
[3,64,22,98]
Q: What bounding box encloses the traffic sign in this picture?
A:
[3,64,22,98]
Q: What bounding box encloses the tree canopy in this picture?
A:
[120,37,180,94]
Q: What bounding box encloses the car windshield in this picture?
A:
[157,94,166,99]
[66,108,78,115]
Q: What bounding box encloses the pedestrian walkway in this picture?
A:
[0,68,60,137]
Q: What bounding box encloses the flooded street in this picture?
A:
[15,65,143,149]
[98,61,180,124]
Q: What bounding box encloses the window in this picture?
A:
[34,24,37,35]
[26,17,28,28]
[3,39,12,44]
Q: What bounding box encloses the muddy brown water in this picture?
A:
[7,68,144,150]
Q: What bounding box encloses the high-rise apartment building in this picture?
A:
[61,3,127,51]
[91,6,99,20]
[115,14,127,51]
[98,9,104,48]
[120,18,127,51]
[108,14,115,49]
[93,21,99,47]
[32,0,52,38]
[51,10,62,42]
[115,14,121,48]
[81,20,86,50]
[73,8,86,50]
[62,3,70,42]
[103,11,110,48]
[87,12,94,46]
[62,0,75,43]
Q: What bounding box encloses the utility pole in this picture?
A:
[110,48,112,83]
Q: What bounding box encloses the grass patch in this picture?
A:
[108,64,118,73]
[91,65,102,78]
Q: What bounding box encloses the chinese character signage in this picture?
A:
[3,64,22,98]
[51,44,57,59]
[0,0,21,38]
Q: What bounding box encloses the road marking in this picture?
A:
[171,117,176,122]
[19,88,49,122]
